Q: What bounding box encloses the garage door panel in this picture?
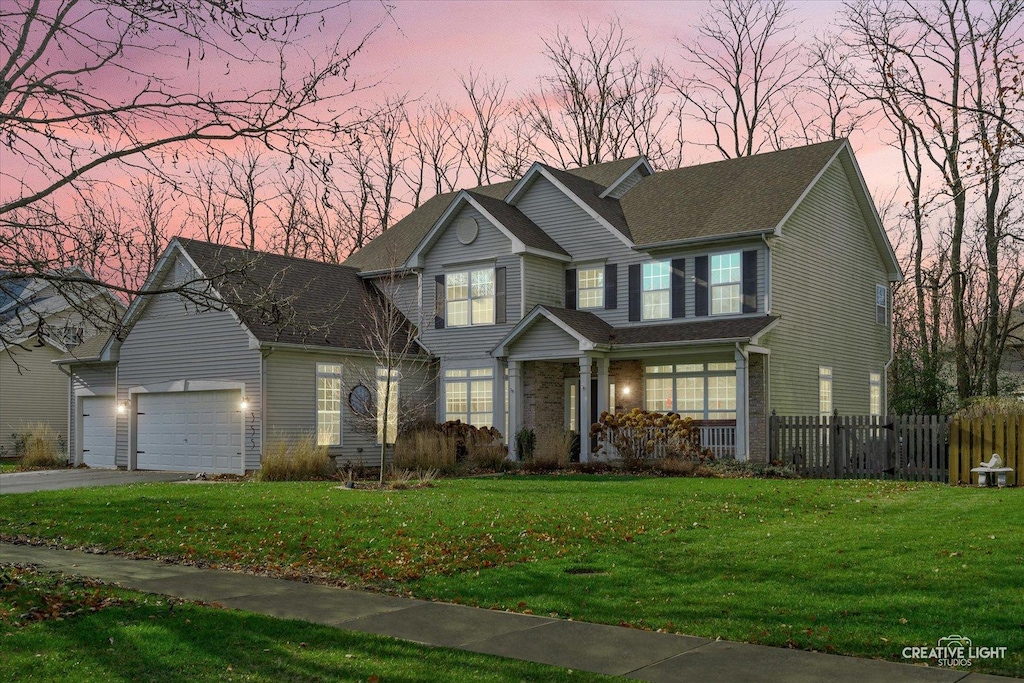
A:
[82,396,116,469]
[136,390,241,474]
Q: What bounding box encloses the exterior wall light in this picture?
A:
[622,385,631,396]
[240,396,250,411]
[116,401,128,415]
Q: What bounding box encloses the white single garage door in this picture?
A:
[82,396,116,469]
[136,390,242,474]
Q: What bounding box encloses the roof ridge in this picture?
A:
[177,237,358,272]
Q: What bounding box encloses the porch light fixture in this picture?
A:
[622,385,631,396]
[240,396,250,411]
[116,401,128,415]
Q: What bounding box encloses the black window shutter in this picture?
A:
[694,256,709,317]
[434,275,445,329]
[604,264,617,310]
[671,258,686,319]
[628,264,641,321]
[564,269,577,309]
[495,267,507,324]
[742,250,758,313]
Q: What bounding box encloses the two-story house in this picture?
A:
[346,138,902,461]
[58,139,900,473]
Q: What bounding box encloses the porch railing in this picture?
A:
[699,425,736,459]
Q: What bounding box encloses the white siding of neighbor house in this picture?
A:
[420,204,521,361]
[115,254,263,470]
[506,318,581,360]
[68,363,116,464]
[264,349,436,468]
[0,344,67,457]
[766,157,892,416]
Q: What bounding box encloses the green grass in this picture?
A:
[1,476,1021,676]
[0,564,612,682]
[0,460,19,473]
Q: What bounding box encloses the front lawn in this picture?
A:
[0,564,610,682]
[1,476,1021,676]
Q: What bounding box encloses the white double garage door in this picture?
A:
[82,390,242,474]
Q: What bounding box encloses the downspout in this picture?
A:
[57,363,73,465]
[884,286,895,415]
[735,342,750,462]
[260,346,273,473]
[761,234,773,314]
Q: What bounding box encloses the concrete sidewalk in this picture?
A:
[0,542,1013,683]
[0,469,192,494]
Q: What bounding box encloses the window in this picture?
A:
[316,363,342,446]
[444,368,494,428]
[578,267,604,309]
[642,261,670,320]
[819,366,833,419]
[876,285,888,326]
[869,372,882,416]
[377,367,399,445]
[644,362,737,420]
[446,268,494,327]
[711,252,742,315]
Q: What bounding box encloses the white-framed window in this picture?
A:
[578,267,604,309]
[642,261,670,320]
[876,284,888,326]
[711,252,742,315]
[565,379,578,432]
[446,268,495,327]
[376,367,400,445]
[869,372,882,416]
[316,362,343,446]
[819,366,833,419]
[444,368,494,428]
[644,362,737,420]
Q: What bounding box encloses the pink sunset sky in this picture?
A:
[330,0,902,195]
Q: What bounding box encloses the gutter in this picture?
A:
[259,340,432,363]
[634,229,773,252]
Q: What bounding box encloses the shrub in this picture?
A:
[256,434,332,481]
[515,427,536,461]
[466,430,508,470]
[17,423,66,469]
[394,430,458,471]
[955,396,1024,420]
[589,409,712,467]
[532,428,574,469]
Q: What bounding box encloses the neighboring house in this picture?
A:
[0,269,126,456]
[56,240,432,473]
[346,138,902,462]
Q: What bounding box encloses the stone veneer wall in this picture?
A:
[748,353,768,462]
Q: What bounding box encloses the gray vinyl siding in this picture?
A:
[607,169,646,199]
[420,204,520,362]
[68,363,116,464]
[371,273,421,326]
[513,175,767,327]
[522,254,564,310]
[264,349,436,467]
[0,344,67,456]
[507,318,580,360]
[767,159,892,416]
[116,255,263,470]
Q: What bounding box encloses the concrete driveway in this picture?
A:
[0,469,193,494]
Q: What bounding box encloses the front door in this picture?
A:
[565,378,600,457]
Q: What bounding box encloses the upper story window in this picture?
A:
[642,261,670,320]
[447,268,494,327]
[578,267,604,309]
[876,285,888,326]
[711,252,742,315]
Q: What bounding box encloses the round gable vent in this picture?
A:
[455,216,479,245]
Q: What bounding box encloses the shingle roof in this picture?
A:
[466,191,569,256]
[528,306,777,348]
[178,239,424,354]
[54,331,113,363]
[620,139,846,246]
[564,156,645,188]
[539,165,633,242]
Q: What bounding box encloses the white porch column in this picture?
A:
[734,347,749,461]
[579,355,592,462]
[494,360,506,446]
[507,360,522,459]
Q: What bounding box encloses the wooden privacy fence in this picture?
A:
[769,414,953,482]
[949,415,1022,486]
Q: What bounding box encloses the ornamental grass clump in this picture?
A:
[589,409,712,470]
[16,423,66,469]
[528,428,575,471]
[256,434,332,481]
[393,430,458,471]
[955,396,1024,419]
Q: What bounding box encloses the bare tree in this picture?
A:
[521,17,672,167]
[456,69,513,185]
[674,0,807,158]
[0,0,380,337]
